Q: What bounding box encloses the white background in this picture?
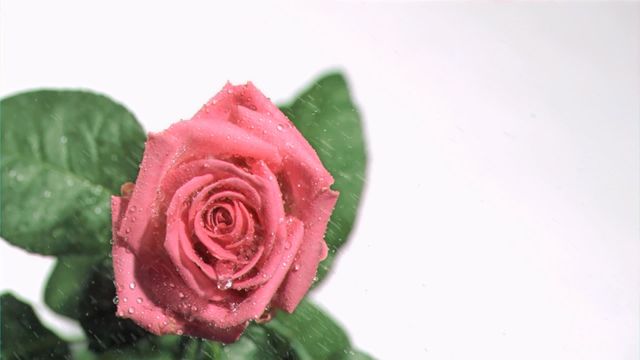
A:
[1,2,639,359]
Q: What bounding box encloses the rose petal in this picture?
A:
[118,121,282,254]
[273,189,339,312]
[197,216,305,327]
[112,196,177,335]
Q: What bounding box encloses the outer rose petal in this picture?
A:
[112,196,247,342]
[273,189,338,311]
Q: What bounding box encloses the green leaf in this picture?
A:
[78,259,149,352]
[329,349,376,360]
[72,336,181,360]
[280,72,367,283]
[223,299,372,360]
[1,292,71,360]
[0,90,146,256]
[263,299,350,360]
[44,255,103,319]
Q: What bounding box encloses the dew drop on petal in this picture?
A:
[178,292,185,298]
[276,124,284,131]
[292,263,300,272]
[136,297,143,304]
[129,282,136,289]
[217,277,233,290]
[128,307,135,314]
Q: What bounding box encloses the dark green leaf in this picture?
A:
[78,260,149,352]
[1,292,71,360]
[263,299,350,360]
[71,336,180,360]
[0,90,145,256]
[223,325,296,360]
[223,299,372,360]
[44,255,103,319]
[280,73,367,283]
[329,349,376,360]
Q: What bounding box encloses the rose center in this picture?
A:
[213,207,233,227]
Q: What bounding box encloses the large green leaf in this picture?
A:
[262,299,350,360]
[222,299,371,360]
[44,255,103,320]
[280,73,367,283]
[0,90,145,256]
[1,292,71,360]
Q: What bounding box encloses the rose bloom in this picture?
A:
[111,83,338,342]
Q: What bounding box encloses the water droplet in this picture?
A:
[292,263,300,272]
[130,206,137,212]
[59,136,67,144]
[191,305,198,312]
[169,283,175,288]
[217,277,233,290]
[112,296,119,304]
[125,227,131,234]
[284,241,291,250]
[129,282,136,289]
[128,307,135,314]
[230,302,239,313]
[122,297,128,303]
[136,297,143,304]
[276,124,284,131]
[178,292,185,298]
[176,329,184,335]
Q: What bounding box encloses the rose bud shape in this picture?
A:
[111,83,338,342]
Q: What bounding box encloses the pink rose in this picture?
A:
[110,83,338,342]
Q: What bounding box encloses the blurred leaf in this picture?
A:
[78,260,149,352]
[263,299,350,360]
[280,72,367,283]
[329,349,376,360]
[71,336,180,360]
[1,292,71,360]
[182,338,227,360]
[0,90,145,256]
[223,299,372,360]
[44,255,103,320]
